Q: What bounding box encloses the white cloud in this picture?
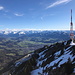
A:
[0,6,4,10]
[14,13,24,16]
[46,0,72,9]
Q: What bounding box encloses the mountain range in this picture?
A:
[0,29,70,35]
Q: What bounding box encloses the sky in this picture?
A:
[0,0,75,30]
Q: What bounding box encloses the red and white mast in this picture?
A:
[70,9,74,41]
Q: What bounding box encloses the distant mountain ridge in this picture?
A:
[0,30,70,42]
[0,29,70,35]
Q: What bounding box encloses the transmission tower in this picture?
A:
[70,9,74,41]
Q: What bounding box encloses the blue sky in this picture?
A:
[0,0,75,30]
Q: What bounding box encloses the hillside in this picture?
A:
[0,30,70,72]
[2,39,75,75]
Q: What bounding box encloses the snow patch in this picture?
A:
[70,40,75,45]
[58,51,73,67]
[31,67,43,75]
[64,41,67,45]
[44,46,74,69]
[54,50,61,56]
[37,58,47,67]
[39,49,47,56]
[64,46,72,51]
[53,67,56,70]
[31,45,75,75]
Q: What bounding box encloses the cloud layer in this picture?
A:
[46,0,72,9]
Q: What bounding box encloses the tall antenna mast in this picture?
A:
[70,9,74,41]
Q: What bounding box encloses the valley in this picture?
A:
[0,30,72,74]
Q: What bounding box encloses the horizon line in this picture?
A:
[0,28,70,31]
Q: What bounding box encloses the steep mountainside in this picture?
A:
[2,40,75,75]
